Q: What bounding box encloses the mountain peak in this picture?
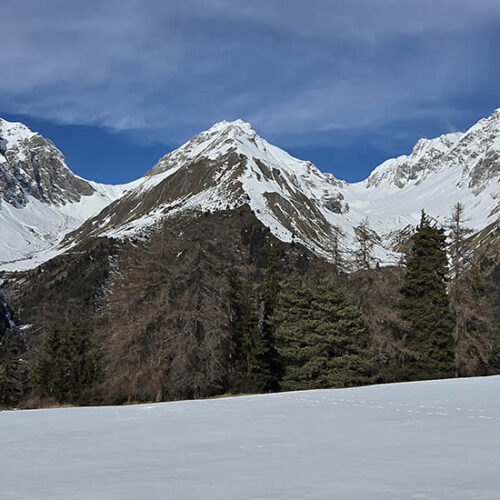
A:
[2,109,499,272]
[193,118,258,152]
[0,117,37,151]
[148,119,273,177]
[207,119,255,135]
[0,116,95,208]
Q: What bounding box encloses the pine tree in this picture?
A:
[35,322,98,404]
[399,211,455,380]
[260,245,285,391]
[272,277,373,391]
[35,327,68,402]
[0,330,27,407]
[67,323,99,403]
[229,277,272,393]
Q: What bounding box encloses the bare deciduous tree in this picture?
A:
[354,218,374,271]
[447,202,496,376]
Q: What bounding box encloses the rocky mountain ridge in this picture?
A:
[0,118,137,268]
[0,118,94,207]
[1,110,500,271]
[365,108,500,197]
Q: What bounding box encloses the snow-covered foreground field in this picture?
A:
[1,377,500,499]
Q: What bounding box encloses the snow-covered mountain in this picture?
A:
[351,109,500,244]
[0,118,138,268]
[1,110,499,271]
[65,119,352,259]
[0,118,94,207]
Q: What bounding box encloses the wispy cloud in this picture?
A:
[2,0,500,148]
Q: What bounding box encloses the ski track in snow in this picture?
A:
[1,376,500,499]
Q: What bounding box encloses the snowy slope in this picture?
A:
[68,114,499,267]
[1,376,500,499]
[1,110,500,271]
[348,109,500,249]
[0,182,137,271]
[0,118,140,270]
[77,119,355,260]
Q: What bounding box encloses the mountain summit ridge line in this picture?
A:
[0,110,499,270]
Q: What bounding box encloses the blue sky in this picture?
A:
[2,0,500,183]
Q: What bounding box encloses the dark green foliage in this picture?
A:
[35,322,99,405]
[0,298,11,339]
[8,205,499,409]
[260,245,286,391]
[399,211,455,380]
[229,277,272,393]
[273,277,373,391]
[0,330,27,407]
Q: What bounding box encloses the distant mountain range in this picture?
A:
[1,109,499,271]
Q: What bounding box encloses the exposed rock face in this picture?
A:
[0,119,137,268]
[366,109,500,195]
[366,132,463,189]
[68,120,351,260]
[1,109,500,270]
[0,118,94,207]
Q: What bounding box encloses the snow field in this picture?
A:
[1,376,500,499]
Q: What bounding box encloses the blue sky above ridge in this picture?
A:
[2,0,500,183]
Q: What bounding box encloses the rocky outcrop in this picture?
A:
[366,109,500,195]
[0,118,94,207]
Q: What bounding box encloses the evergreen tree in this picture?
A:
[260,245,285,391]
[35,327,68,402]
[35,322,98,405]
[0,330,27,407]
[272,278,373,391]
[67,322,99,403]
[399,211,455,380]
[229,277,272,393]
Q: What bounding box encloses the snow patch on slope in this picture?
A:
[0,179,139,271]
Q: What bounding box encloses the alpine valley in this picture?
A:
[0,109,499,407]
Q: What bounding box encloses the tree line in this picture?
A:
[0,202,498,407]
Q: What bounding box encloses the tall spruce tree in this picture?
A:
[35,322,98,405]
[399,211,455,380]
[229,277,272,393]
[259,245,285,391]
[272,277,373,391]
